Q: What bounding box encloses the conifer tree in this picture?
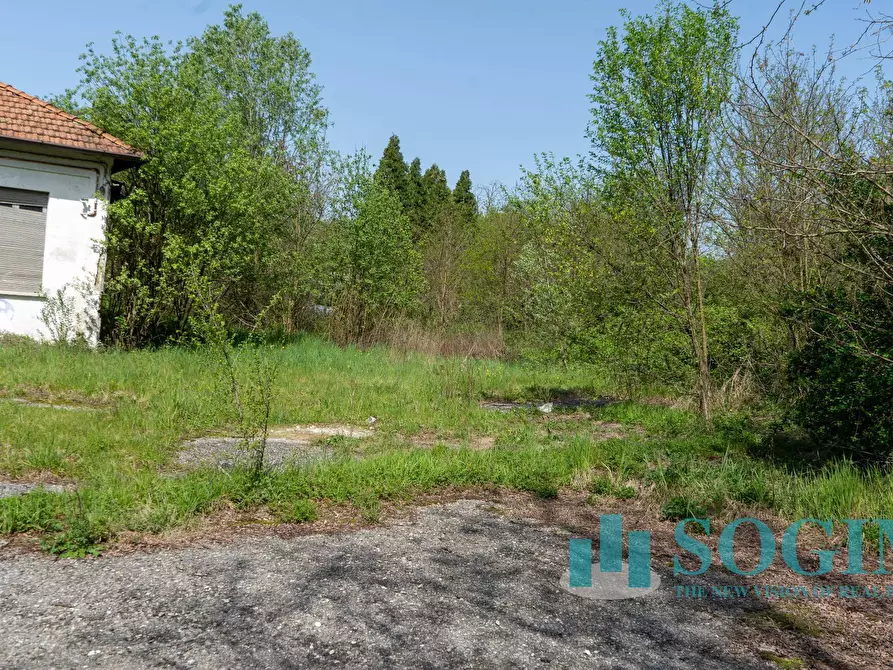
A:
[422,164,452,225]
[373,135,409,209]
[452,170,477,227]
[406,157,426,236]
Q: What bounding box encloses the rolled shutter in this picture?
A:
[0,187,49,295]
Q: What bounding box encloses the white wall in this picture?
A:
[0,148,111,345]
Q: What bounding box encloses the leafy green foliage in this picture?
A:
[406,157,426,238]
[17,3,893,559]
[352,490,382,522]
[191,285,281,478]
[452,170,477,227]
[788,286,893,462]
[331,182,424,338]
[271,499,319,523]
[191,6,327,157]
[461,207,525,335]
[422,164,452,226]
[588,475,614,496]
[368,140,479,327]
[4,338,893,550]
[61,6,327,346]
[588,1,738,420]
[660,496,708,522]
[587,476,636,501]
[40,505,107,558]
[373,135,410,210]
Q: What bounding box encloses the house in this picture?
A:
[0,82,141,345]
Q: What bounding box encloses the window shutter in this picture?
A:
[0,187,49,295]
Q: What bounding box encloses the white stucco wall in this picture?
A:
[0,147,111,345]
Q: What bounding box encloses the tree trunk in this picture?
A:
[693,256,711,425]
[680,211,712,425]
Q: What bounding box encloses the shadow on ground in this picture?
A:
[0,500,850,669]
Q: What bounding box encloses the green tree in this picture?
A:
[189,4,327,160]
[724,24,893,457]
[373,135,409,209]
[422,164,452,225]
[333,182,424,338]
[588,1,738,422]
[512,155,626,368]
[463,208,525,338]
[452,170,477,227]
[61,6,324,346]
[406,157,426,238]
[417,164,461,323]
[187,5,330,327]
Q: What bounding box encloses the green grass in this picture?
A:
[1,336,892,552]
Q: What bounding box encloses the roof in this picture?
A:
[0,82,142,166]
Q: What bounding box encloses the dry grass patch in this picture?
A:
[406,431,496,451]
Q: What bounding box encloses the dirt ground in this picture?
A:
[2,496,887,670]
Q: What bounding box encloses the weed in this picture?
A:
[191,284,281,479]
[2,337,893,550]
[757,651,805,669]
[730,478,775,507]
[589,476,614,496]
[661,496,708,521]
[38,278,98,345]
[353,491,381,522]
[644,460,680,488]
[760,608,821,638]
[614,485,637,500]
[436,358,481,402]
[531,483,559,499]
[271,499,318,523]
[40,515,106,558]
[587,476,636,501]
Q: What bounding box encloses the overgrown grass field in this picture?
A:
[1,336,891,555]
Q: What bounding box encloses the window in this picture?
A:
[0,186,49,295]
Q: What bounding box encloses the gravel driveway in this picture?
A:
[0,500,773,669]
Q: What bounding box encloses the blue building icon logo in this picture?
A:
[564,514,661,600]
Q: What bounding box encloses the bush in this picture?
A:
[787,287,893,463]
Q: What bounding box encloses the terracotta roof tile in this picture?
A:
[0,81,142,161]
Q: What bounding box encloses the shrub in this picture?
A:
[787,287,893,463]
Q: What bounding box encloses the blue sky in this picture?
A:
[0,1,882,189]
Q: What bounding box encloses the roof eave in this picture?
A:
[0,134,144,171]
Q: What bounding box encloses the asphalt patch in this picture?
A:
[0,500,772,669]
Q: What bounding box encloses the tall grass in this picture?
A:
[0,336,891,550]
